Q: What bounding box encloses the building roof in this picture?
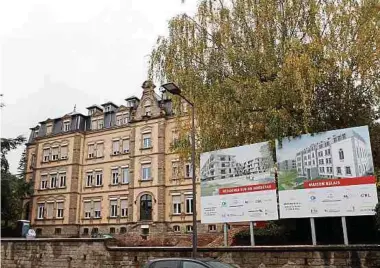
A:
[86,104,103,110]
[101,101,119,108]
[125,96,140,101]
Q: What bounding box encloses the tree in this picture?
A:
[1,136,26,174]
[149,0,380,154]
[1,136,31,228]
[150,0,380,242]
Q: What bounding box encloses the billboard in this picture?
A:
[276,126,377,218]
[200,141,279,223]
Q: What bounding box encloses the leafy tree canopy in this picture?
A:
[149,0,380,155]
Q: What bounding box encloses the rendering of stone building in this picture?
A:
[295,131,373,179]
[23,81,219,237]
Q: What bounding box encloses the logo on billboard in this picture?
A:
[221,200,228,207]
[309,195,316,201]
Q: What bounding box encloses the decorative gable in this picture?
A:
[134,80,163,120]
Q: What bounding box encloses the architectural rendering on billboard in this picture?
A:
[276,126,377,218]
[200,142,278,223]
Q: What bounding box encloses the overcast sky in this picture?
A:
[0,0,198,174]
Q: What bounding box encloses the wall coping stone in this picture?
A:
[1,239,379,252]
[0,238,106,242]
[105,244,380,252]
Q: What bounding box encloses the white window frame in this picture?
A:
[111,168,119,185]
[50,174,57,188]
[208,225,216,232]
[142,133,152,148]
[185,195,193,214]
[60,145,68,159]
[59,172,66,188]
[37,203,45,219]
[63,120,71,132]
[43,148,50,162]
[46,124,53,135]
[86,172,93,187]
[96,142,104,158]
[120,199,128,217]
[142,164,151,181]
[172,195,181,215]
[122,167,129,184]
[94,201,101,218]
[98,120,104,129]
[46,202,54,219]
[56,202,64,218]
[84,201,91,218]
[185,163,191,178]
[95,171,103,186]
[40,175,48,190]
[51,146,59,161]
[116,115,122,126]
[112,140,120,155]
[122,139,129,153]
[122,113,129,124]
[186,225,193,233]
[110,199,118,218]
[88,144,95,158]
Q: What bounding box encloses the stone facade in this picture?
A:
[1,239,380,268]
[24,81,213,238]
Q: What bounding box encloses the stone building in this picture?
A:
[23,81,219,237]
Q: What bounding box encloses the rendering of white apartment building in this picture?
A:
[201,153,237,181]
[295,130,373,179]
[201,153,271,181]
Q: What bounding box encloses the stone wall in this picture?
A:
[1,238,380,268]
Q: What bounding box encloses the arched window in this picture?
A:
[339,149,344,160]
[140,194,152,221]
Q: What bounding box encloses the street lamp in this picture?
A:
[161,82,197,258]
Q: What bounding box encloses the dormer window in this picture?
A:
[34,130,39,138]
[144,100,151,116]
[88,109,94,116]
[123,112,129,124]
[46,124,53,135]
[116,115,122,126]
[63,121,71,132]
[91,119,104,130]
[105,106,111,112]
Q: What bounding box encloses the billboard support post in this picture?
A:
[310,218,317,245]
[250,221,255,246]
[341,216,349,245]
[223,223,228,246]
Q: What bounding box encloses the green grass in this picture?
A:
[278,170,298,190]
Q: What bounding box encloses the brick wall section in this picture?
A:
[1,239,380,268]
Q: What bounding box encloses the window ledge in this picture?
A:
[82,217,102,220]
[107,216,119,219]
[111,151,130,156]
[86,156,104,160]
[84,185,103,189]
[41,158,69,164]
[140,147,153,150]
[139,179,152,182]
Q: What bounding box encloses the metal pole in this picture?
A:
[223,223,228,246]
[191,104,198,258]
[341,216,349,245]
[310,218,317,245]
[250,221,255,246]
